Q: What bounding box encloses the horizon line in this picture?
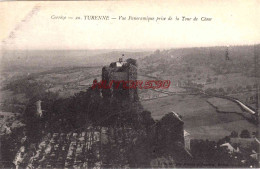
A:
[1,43,260,51]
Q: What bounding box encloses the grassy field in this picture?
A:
[204,73,258,89]
[187,119,256,140]
[207,97,243,113]
[141,94,257,140]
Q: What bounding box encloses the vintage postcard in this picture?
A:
[0,0,259,168]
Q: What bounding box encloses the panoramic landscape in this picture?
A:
[0,45,259,168]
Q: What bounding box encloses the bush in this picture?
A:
[230,131,238,138]
[240,130,251,138]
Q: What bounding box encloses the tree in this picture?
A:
[205,88,214,94]
[240,130,251,138]
[237,86,243,92]
[206,77,211,83]
[253,83,257,89]
[230,131,238,138]
[197,84,203,89]
[246,85,252,91]
[126,58,137,66]
[226,87,233,94]
[218,88,225,95]
[154,49,160,55]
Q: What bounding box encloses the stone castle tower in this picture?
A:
[101,57,138,102]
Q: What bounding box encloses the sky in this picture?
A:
[0,0,260,50]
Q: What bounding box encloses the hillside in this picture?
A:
[1,50,151,70]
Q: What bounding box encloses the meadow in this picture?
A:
[141,94,257,140]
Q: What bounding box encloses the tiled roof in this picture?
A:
[14,127,102,168]
[13,126,142,168]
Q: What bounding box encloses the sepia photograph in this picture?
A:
[0,1,259,168]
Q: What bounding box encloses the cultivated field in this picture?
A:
[141,94,257,140]
[207,97,243,113]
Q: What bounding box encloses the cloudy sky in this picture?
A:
[1,0,260,50]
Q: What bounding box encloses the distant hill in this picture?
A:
[90,51,151,65]
[1,49,152,73]
[139,45,260,76]
[141,45,260,65]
